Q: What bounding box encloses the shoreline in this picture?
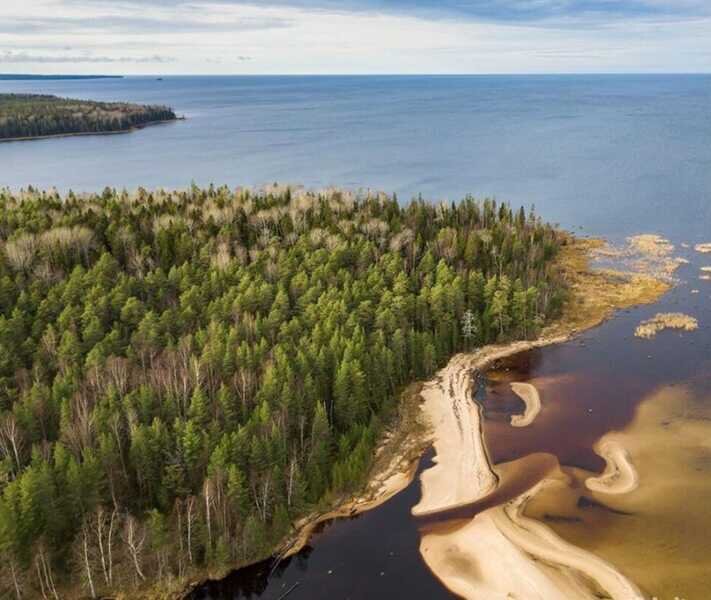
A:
[179,235,671,599]
[0,117,181,144]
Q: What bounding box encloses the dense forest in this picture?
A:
[0,94,176,140]
[0,185,566,598]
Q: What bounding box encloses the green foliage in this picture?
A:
[0,185,565,596]
[0,94,176,140]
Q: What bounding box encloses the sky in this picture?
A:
[1,0,710,74]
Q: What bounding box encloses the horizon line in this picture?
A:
[2,71,711,78]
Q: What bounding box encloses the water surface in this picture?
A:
[1,74,710,239]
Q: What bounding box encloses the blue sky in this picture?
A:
[1,0,710,74]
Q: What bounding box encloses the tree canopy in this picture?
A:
[0,94,176,140]
[0,184,566,597]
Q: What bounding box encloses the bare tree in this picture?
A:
[95,506,118,587]
[4,234,37,272]
[80,523,97,599]
[0,415,24,473]
[184,496,197,565]
[203,478,214,554]
[34,545,59,600]
[122,515,147,584]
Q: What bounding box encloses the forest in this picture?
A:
[0,94,176,140]
[0,185,567,598]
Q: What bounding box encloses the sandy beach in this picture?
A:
[412,354,498,516]
[510,382,542,427]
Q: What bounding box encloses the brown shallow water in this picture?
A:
[478,253,711,599]
[522,380,711,600]
[193,246,711,599]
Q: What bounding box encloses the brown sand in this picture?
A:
[510,382,542,427]
[694,242,711,253]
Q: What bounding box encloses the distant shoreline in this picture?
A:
[0,117,182,144]
[0,74,124,81]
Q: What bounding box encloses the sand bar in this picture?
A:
[510,382,542,427]
[415,352,644,600]
[695,243,711,253]
[585,439,639,495]
[412,354,498,516]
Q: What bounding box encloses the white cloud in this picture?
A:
[0,0,708,74]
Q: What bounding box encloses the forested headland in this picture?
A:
[0,76,123,81]
[0,185,567,598]
[0,94,176,141]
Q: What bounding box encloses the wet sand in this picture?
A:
[510,382,541,427]
[585,440,638,495]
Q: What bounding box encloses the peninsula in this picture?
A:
[0,93,176,141]
[0,185,569,599]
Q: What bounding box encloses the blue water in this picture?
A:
[1,75,710,240]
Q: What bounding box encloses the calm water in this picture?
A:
[1,75,711,239]
[2,75,710,598]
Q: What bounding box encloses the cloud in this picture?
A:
[70,0,711,25]
[0,50,175,63]
[0,14,292,35]
[1,0,709,74]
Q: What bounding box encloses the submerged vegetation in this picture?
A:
[0,94,176,141]
[0,185,567,597]
[634,312,699,339]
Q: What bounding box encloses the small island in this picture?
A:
[0,93,177,142]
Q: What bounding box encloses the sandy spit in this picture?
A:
[412,337,569,516]
[585,439,639,495]
[412,354,498,516]
[510,382,542,427]
[695,243,711,253]
[414,352,644,600]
